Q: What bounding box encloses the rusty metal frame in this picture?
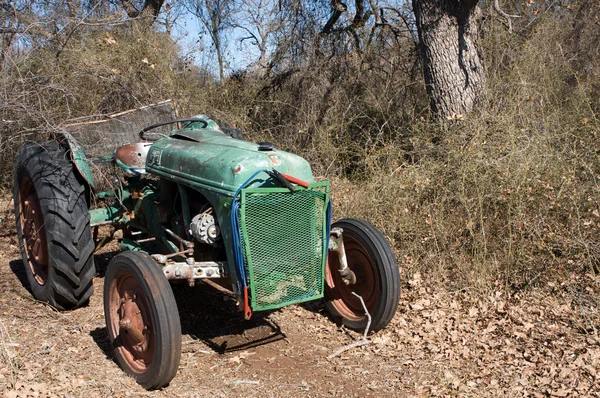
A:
[328,227,357,285]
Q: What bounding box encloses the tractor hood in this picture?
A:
[145,127,314,196]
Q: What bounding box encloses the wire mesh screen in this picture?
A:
[240,183,330,311]
[61,100,177,157]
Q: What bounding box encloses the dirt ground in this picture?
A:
[0,195,599,398]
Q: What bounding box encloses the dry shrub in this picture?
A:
[0,20,210,185]
[318,14,600,293]
[242,34,425,177]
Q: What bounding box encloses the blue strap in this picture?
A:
[230,170,270,293]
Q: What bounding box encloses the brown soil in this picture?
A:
[0,195,599,397]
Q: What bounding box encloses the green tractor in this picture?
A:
[13,115,400,389]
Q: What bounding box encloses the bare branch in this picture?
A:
[321,0,347,34]
[320,0,372,36]
[119,0,165,20]
[0,28,24,34]
[494,0,520,33]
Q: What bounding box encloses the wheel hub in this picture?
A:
[119,293,147,346]
[19,176,48,285]
[111,275,154,372]
[326,239,379,321]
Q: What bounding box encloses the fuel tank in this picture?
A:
[145,124,314,196]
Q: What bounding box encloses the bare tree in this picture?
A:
[233,0,288,76]
[189,0,234,81]
[319,0,374,52]
[412,0,485,118]
[152,2,190,35]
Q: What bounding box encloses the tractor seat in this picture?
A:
[114,142,152,175]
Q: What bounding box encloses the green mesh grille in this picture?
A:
[240,182,330,311]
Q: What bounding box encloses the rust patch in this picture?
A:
[115,142,152,168]
[108,272,154,372]
[18,176,49,285]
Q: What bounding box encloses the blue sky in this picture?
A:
[168,8,263,77]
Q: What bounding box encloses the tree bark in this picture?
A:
[412,0,485,118]
[212,16,225,81]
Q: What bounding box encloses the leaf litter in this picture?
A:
[0,195,598,396]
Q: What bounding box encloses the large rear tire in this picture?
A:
[324,218,400,332]
[104,251,181,390]
[13,141,95,310]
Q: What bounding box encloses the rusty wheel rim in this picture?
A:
[108,271,154,373]
[18,176,49,285]
[325,237,379,321]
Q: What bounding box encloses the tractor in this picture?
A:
[13,113,401,389]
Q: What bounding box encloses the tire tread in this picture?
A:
[13,141,95,310]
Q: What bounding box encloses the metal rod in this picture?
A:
[90,220,114,227]
[162,226,193,248]
[135,237,156,243]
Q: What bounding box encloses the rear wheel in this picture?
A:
[324,219,400,332]
[13,141,95,310]
[104,251,181,390]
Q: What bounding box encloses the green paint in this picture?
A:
[59,131,95,189]
[239,182,330,311]
[146,128,313,197]
[144,126,317,293]
[96,189,131,201]
[120,238,149,253]
[89,205,127,225]
[188,114,222,132]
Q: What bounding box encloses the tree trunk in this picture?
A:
[412,0,485,118]
[211,18,225,81]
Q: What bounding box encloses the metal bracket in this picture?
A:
[159,259,225,287]
[328,227,356,285]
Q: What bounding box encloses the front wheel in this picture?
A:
[103,251,181,390]
[324,219,400,332]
